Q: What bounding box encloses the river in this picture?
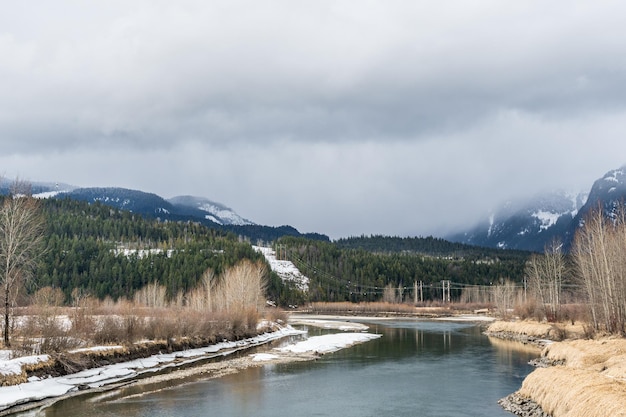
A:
[32,319,537,417]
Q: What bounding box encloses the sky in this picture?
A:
[2,1,626,240]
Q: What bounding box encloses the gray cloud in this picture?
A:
[2,1,626,238]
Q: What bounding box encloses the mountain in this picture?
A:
[168,195,254,226]
[448,190,588,252]
[449,165,626,252]
[564,166,626,244]
[2,183,329,243]
[64,187,178,218]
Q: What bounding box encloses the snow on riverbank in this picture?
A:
[288,317,370,331]
[0,326,304,412]
[277,333,382,354]
[0,324,383,413]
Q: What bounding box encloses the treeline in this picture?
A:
[30,198,275,303]
[335,234,531,258]
[276,236,530,302]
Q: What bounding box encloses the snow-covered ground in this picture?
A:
[253,246,309,291]
[288,318,370,331]
[277,333,381,354]
[0,323,382,412]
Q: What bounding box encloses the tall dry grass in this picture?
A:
[13,260,276,354]
[309,301,424,315]
[519,367,626,417]
[515,337,626,417]
[486,320,586,340]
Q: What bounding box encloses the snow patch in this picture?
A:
[33,191,63,199]
[604,169,624,183]
[251,353,280,362]
[254,246,309,291]
[276,333,382,354]
[487,213,495,237]
[198,203,251,226]
[0,355,50,377]
[532,210,561,231]
[114,248,174,258]
[205,215,223,225]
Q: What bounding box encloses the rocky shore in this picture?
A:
[498,393,550,417]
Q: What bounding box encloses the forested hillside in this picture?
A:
[276,236,530,303]
[17,198,532,307]
[28,198,284,303]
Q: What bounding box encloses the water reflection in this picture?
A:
[36,320,539,417]
[488,336,540,377]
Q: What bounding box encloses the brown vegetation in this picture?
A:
[517,337,626,417]
[305,301,492,316]
[486,320,585,341]
[8,259,273,357]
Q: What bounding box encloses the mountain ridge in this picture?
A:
[448,165,626,252]
[4,184,329,243]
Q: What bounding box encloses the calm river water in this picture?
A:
[35,320,538,417]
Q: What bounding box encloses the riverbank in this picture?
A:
[0,318,382,416]
[488,320,626,417]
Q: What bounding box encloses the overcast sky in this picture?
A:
[2,1,626,239]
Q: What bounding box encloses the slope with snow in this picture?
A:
[168,195,254,226]
[449,189,588,252]
[254,246,309,291]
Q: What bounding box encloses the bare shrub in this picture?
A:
[264,308,288,324]
[93,316,125,344]
[514,298,543,321]
[382,283,400,304]
[32,287,65,307]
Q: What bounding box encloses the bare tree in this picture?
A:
[0,181,45,346]
[492,279,519,319]
[573,203,626,334]
[214,260,268,313]
[187,268,215,311]
[382,283,398,304]
[525,239,565,321]
[133,282,167,308]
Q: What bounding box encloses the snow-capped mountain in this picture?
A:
[449,165,626,252]
[566,166,626,239]
[448,190,588,252]
[168,195,254,226]
[1,183,328,243]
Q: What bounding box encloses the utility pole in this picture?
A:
[419,281,423,303]
[442,280,451,303]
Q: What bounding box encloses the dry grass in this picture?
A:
[308,302,425,315]
[519,367,626,417]
[513,337,626,417]
[543,338,626,373]
[487,320,586,340]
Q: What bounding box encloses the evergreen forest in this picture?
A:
[15,197,532,307]
[28,198,279,303]
[275,236,531,303]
